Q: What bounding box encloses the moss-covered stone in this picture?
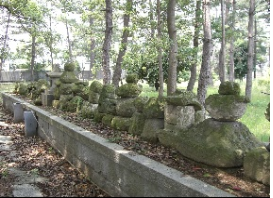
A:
[80,102,98,119]
[59,84,74,95]
[134,96,149,113]
[64,62,76,72]
[89,81,103,93]
[218,81,241,96]
[98,98,117,115]
[126,74,139,84]
[94,111,106,123]
[99,84,117,100]
[18,83,28,96]
[111,116,132,131]
[66,96,83,113]
[265,102,270,121]
[141,118,164,143]
[161,118,263,168]
[89,91,100,104]
[244,147,270,185]
[60,71,78,84]
[53,88,61,100]
[116,83,142,98]
[55,79,62,87]
[166,91,203,111]
[143,97,166,119]
[102,114,115,128]
[128,112,146,136]
[205,94,248,121]
[36,79,49,92]
[116,98,136,117]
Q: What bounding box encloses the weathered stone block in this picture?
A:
[141,118,164,143]
[244,147,270,185]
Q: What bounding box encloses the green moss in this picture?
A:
[143,97,166,119]
[167,91,202,111]
[59,84,74,95]
[89,81,103,93]
[60,71,78,84]
[128,112,146,136]
[89,91,100,104]
[64,62,76,72]
[66,96,83,112]
[126,74,139,84]
[218,81,241,95]
[116,83,142,98]
[102,114,115,127]
[111,116,132,131]
[94,111,106,123]
[134,96,149,113]
[53,88,61,100]
[206,94,248,107]
[55,80,61,87]
[52,100,60,109]
[99,84,116,100]
[18,83,28,96]
[34,98,42,106]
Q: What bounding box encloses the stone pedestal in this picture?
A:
[41,90,54,106]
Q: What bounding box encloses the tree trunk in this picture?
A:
[65,17,73,62]
[157,0,164,97]
[112,0,132,88]
[102,0,113,85]
[167,0,178,95]
[245,0,255,101]
[31,35,36,82]
[187,0,201,91]
[254,17,257,79]
[229,0,236,82]
[89,16,96,79]
[219,0,226,83]
[49,14,54,70]
[197,0,212,106]
[0,12,10,81]
[149,0,155,39]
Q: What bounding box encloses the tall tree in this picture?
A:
[157,0,164,97]
[112,0,132,88]
[102,0,113,85]
[197,0,212,106]
[228,0,236,82]
[219,0,226,82]
[245,0,255,101]
[187,0,202,91]
[167,0,178,95]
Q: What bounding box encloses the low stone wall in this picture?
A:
[1,93,233,197]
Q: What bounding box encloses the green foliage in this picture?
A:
[234,41,248,80]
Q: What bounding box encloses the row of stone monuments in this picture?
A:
[16,62,270,186]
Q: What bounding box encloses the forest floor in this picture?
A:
[0,95,270,197]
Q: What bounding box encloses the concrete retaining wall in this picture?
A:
[1,93,234,197]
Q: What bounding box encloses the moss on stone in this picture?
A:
[59,84,74,95]
[64,62,76,72]
[52,100,60,109]
[143,97,166,119]
[99,84,116,100]
[102,114,115,127]
[116,83,142,98]
[18,83,28,96]
[60,71,78,84]
[126,74,139,84]
[55,80,61,87]
[218,81,241,95]
[116,98,136,117]
[66,96,83,113]
[111,116,132,131]
[134,96,149,113]
[89,91,100,104]
[128,112,146,136]
[53,88,61,100]
[167,91,202,111]
[89,81,103,93]
[94,111,106,123]
[34,98,42,106]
